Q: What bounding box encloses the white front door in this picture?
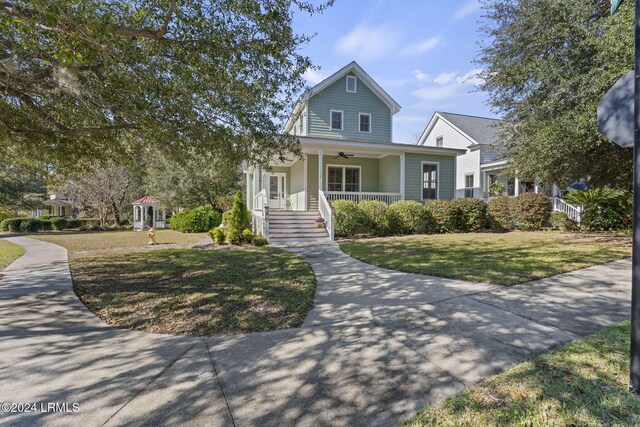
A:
[267,173,287,209]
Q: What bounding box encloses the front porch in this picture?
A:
[480,160,562,198]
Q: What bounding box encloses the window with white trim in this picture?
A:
[422,163,438,200]
[465,174,474,198]
[327,166,360,193]
[436,136,443,147]
[330,110,343,130]
[346,75,357,93]
[359,113,371,133]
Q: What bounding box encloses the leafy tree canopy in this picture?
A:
[144,150,241,210]
[478,0,634,188]
[0,0,332,172]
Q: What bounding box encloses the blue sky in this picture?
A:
[292,0,497,143]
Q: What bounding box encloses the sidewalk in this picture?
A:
[0,235,631,426]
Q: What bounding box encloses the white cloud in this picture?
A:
[412,84,460,101]
[413,69,431,82]
[400,36,442,57]
[454,0,481,20]
[455,68,485,86]
[303,68,327,85]
[433,72,457,85]
[335,24,400,61]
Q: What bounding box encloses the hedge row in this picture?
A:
[332,194,551,238]
[0,217,104,232]
[169,206,222,233]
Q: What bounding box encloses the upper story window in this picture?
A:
[330,110,343,130]
[346,76,357,93]
[436,136,444,147]
[359,113,371,133]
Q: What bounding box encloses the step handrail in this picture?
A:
[552,196,582,224]
[319,190,334,241]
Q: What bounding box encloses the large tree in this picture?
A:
[144,150,241,210]
[0,1,331,172]
[477,0,634,188]
[0,161,46,210]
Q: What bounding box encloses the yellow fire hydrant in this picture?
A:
[147,227,157,245]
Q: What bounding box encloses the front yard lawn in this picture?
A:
[339,232,631,286]
[71,245,316,335]
[405,321,640,426]
[31,229,208,252]
[0,239,25,271]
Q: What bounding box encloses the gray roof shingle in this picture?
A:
[439,112,503,146]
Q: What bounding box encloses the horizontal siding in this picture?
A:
[307,155,319,210]
[379,155,400,193]
[308,73,392,142]
[455,150,480,199]
[290,159,304,194]
[421,117,472,150]
[405,153,455,201]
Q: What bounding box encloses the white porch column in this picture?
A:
[245,171,252,210]
[152,206,157,227]
[534,180,540,194]
[552,183,559,197]
[514,176,520,196]
[303,154,308,210]
[399,154,406,200]
[318,150,324,195]
[252,167,259,199]
[261,167,267,194]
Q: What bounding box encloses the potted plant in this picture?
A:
[315,217,325,228]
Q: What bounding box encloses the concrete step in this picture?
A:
[269,211,320,217]
[269,219,318,225]
[269,228,328,235]
[269,236,331,243]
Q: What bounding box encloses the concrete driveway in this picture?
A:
[0,235,631,426]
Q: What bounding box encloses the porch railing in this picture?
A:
[552,196,582,224]
[325,191,402,204]
[289,191,306,211]
[252,190,269,238]
[319,191,334,241]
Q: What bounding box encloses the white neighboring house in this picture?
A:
[417,111,566,199]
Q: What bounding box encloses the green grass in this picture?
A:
[404,321,640,426]
[339,232,631,286]
[71,245,316,335]
[0,239,25,271]
[31,229,208,252]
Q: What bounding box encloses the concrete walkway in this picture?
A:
[0,236,631,427]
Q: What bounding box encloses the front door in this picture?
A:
[267,173,287,209]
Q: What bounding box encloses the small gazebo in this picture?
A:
[132,196,166,231]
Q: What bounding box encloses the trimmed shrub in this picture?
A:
[40,219,52,231]
[0,218,25,232]
[209,227,226,245]
[226,228,242,245]
[242,228,254,242]
[424,200,461,233]
[170,206,222,233]
[358,200,401,236]
[332,200,371,237]
[387,200,433,234]
[511,193,551,231]
[78,218,101,231]
[454,198,487,232]
[19,219,43,232]
[253,235,268,246]
[549,211,577,231]
[66,219,81,229]
[50,217,68,231]
[487,196,513,231]
[227,191,251,239]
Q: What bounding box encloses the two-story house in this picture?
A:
[244,62,464,243]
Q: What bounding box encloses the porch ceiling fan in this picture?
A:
[278,155,293,162]
[333,152,354,159]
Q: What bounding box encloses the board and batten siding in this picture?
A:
[290,159,305,194]
[404,153,455,201]
[378,155,400,193]
[307,73,392,142]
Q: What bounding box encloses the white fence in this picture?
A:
[319,191,334,241]
[325,191,402,204]
[552,196,582,224]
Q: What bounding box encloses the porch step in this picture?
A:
[267,210,329,243]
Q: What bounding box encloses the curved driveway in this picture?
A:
[0,235,632,426]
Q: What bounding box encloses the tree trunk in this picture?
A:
[112,201,121,225]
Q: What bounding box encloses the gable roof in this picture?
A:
[418,111,504,147]
[285,61,401,132]
[132,196,159,205]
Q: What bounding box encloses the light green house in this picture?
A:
[245,62,464,243]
